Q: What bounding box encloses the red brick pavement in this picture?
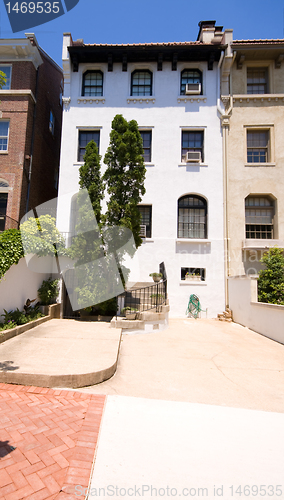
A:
[0,384,106,500]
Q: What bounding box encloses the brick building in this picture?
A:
[0,34,63,231]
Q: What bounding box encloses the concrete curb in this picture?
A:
[0,337,121,388]
[0,303,60,345]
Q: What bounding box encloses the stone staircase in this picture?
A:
[111,281,170,333]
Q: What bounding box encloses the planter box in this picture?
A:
[185,276,202,282]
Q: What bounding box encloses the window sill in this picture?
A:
[245,163,275,167]
[73,162,84,166]
[177,96,207,103]
[178,163,208,167]
[145,163,155,167]
[0,151,8,154]
[127,97,155,104]
[141,238,154,243]
[242,239,284,250]
[180,281,207,286]
[77,97,105,104]
[176,239,210,244]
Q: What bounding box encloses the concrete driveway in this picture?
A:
[80,318,284,413]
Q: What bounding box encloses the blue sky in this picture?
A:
[0,0,283,67]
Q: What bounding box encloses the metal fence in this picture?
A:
[117,262,167,317]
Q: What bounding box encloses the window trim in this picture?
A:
[82,70,104,97]
[0,65,12,90]
[180,69,202,95]
[139,130,152,163]
[77,129,100,162]
[245,195,276,240]
[177,194,207,239]
[247,66,269,95]
[244,125,274,166]
[131,70,153,97]
[181,129,205,163]
[138,205,152,239]
[0,121,10,153]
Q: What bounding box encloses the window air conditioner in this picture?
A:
[139,224,147,237]
[185,83,201,95]
[186,151,201,163]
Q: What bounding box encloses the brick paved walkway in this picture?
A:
[0,384,106,500]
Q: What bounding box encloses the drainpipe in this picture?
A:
[217,49,236,308]
[25,67,39,216]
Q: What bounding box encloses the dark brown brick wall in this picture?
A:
[0,47,63,226]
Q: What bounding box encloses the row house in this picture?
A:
[0,34,63,231]
[220,34,284,303]
[57,21,228,317]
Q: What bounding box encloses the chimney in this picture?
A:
[197,20,217,43]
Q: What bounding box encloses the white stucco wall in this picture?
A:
[228,276,284,344]
[0,258,50,316]
[57,38,225,317]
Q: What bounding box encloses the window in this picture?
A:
[181,267,206,281]
[247,130,269,163]
[131,70,152,96]
[140,131,152,162]
[82,71,103,96]
[180,69,202,95]
[78,130,100,162]
[0,193,8,232]
[49,110,55,135]
[0,122,9,151]
[138,205,152,238]
[245,196,274,239]
[0,66,11,90]
[178,195,207,239]
[182,131,204,162]
[247,68,268,94]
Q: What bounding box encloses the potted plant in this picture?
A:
[121,307,139,320]
[149,272,163,283]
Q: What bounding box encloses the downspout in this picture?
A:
[217,49,236,308]
[25,67,39,216]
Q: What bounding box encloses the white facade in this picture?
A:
[57,26,226,317]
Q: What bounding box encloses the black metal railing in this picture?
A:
[0,214,19,232]
[117,262,167,317]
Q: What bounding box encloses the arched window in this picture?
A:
[131,70,152,96]
[82,71,103,96]
[180,69,202,95]
[245,195,274,239]
[178,195,207,239]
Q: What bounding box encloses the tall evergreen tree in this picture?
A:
[103,114,146,247]
[78,140,104,225]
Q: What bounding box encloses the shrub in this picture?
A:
[38,278,59,305]
[258,247,284,304]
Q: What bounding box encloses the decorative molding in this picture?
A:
[233,94,284,104]
[275,54,284,69]
[127,97,155,104]
[0,89,36,102]
[62,97,71,109]
[221,95,230,108]
[177,96,207,103]
[77,97,105,104]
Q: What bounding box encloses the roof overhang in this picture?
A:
[68,43,225,72]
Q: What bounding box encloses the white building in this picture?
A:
[57,21,230,317]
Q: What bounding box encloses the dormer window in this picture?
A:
[131,70,152,96]
[82,71,103,96]
[181,70,202,95]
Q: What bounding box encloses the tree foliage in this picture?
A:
[0,229,24,280]
[0,70,6,89]
[103,114,146,247]
[258,247,284,304]
[78,140,104,225]
[20,214,66,256]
